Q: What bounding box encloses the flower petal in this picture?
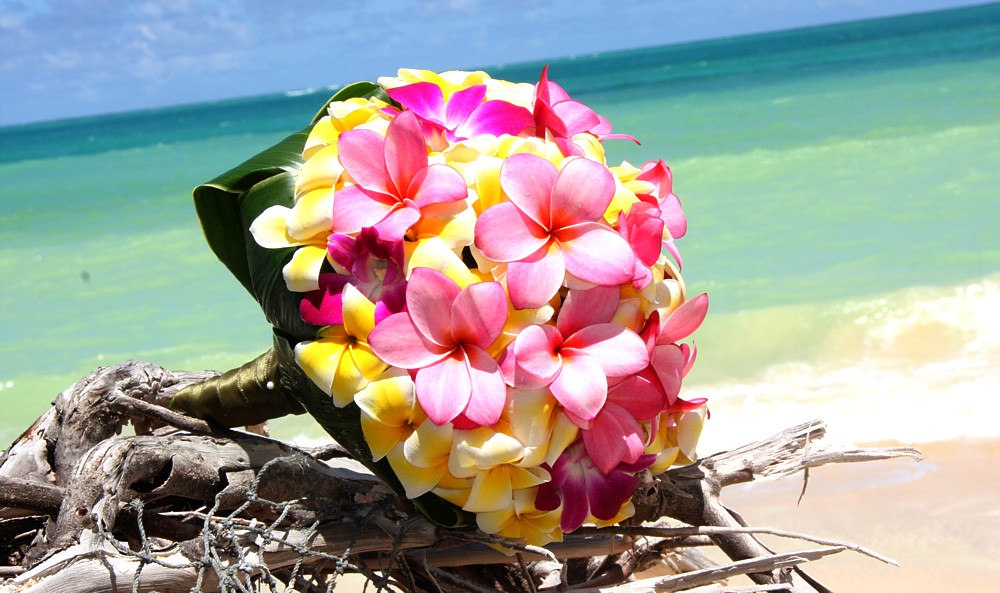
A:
[341,283,377,338]
[586,469,637,521]
[372,202,421,242]
[511,324,563,385]
[556,222,635,287]
[403,418,454,467]
[337,128,391,193]
[499,153,557,228]
[387,446,446,499]
[367,312,450,369]
[384,110,428,196]
[474,202,550,263]
[331,184,397,235]
[563,324,648,377]
[386,82,446,125]
[299,273,349,326]
[549,352,607,422]
[410,163,468,208]
[506,243,565,310]
[549,157,616,228]
[658,293,709,344]
[464,468,512,513]
[282,245,328,292]
[286,188,334,240]
[556,286,619,337]
[355,368,416,428]
[416,350,472,425]
[294,338,347,397]
[458,99,533,139]
[406,267,461,348]
[444,84,487,130]
[250,205,294,248]
[450,281,508,349]
[461,346,508,427]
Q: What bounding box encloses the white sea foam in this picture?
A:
[687,274,1000,452]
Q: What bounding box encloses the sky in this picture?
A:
[0,0,991,127]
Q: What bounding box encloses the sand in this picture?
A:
[708,437,1000,592]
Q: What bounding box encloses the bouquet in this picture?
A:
[182,67,709,545]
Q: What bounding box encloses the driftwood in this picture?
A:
[0,360,921,593]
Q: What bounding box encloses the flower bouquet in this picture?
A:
[174,67,709,544]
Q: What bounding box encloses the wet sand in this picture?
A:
[711,437,1000,592]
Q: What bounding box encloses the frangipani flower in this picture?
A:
[449,427,549,513]
[386,82,533,143]
[368,268,509,427]
[504,286,648,424]
[295,283,387,406]
[535,442,655,533]
[475,154,635,309]
[532,65,637,155]
[333,109,469,242]
[355,368,456,498]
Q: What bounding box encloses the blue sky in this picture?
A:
[0,0,990,126]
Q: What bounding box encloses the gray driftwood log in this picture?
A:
[0,361,921,593]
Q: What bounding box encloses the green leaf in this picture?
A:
[192,129,310,296]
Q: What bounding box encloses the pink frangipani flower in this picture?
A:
[635,159,686,267]
[640,294,710,410]
[618,201,665,290]
[475,154,636,309]
[503,287,648,424]
[333,110,468,242]
[583,367,667,474]
[532,65,637,155]
[534,441,655,532]
[367,268,509,427]
[386,82,533,144]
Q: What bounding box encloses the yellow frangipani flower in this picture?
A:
[449,427,549,514]
[645,406,708,475]
[249,198,332,292]
[355,367,457,499]
[304,97,390,159]
[475,488,563,545]
[294,284,387,406]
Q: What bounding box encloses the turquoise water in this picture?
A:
[2,4,999,447]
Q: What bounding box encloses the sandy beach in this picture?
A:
[708,437,1000,592]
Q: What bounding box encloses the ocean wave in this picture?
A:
[687,273,1000,451]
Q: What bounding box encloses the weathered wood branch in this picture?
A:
[0,361,921,593]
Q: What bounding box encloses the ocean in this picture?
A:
[1,4,998,451]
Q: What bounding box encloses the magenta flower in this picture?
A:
[502,286,648,424]
[327,227,407,319]
[532,65,637,156]
[639,294,710,410]
[367,268,509,427]
[386,82,533,143]
[475,154,636,309]
[635,159,686,267]
[582,368,667,474]
[300,273,350,326]
[332,109,468,242]
[618,201,665,290]
[534,441,655,532]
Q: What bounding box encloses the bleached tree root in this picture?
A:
[0,361,921,593]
